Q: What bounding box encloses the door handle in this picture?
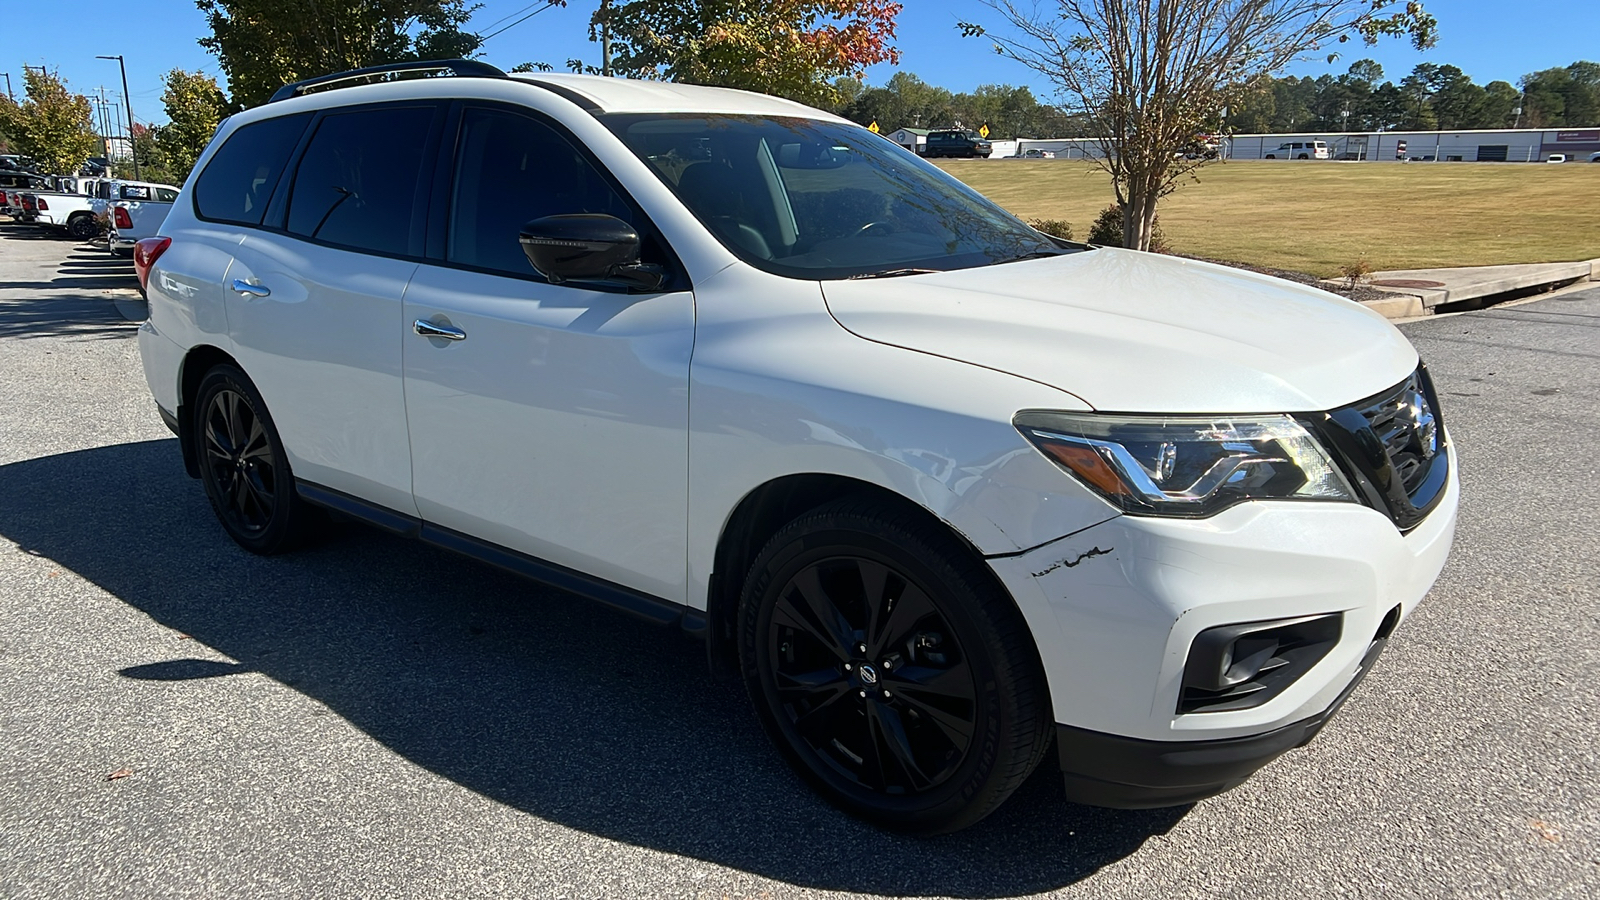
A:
[230,278,270,298]
[413,318,466,341]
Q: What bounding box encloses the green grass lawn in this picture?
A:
[935,159,1600,277]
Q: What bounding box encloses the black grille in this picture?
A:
[1356,372,1441,496]
[1297,366,1450,532]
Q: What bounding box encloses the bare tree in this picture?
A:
[961,1,1437,251]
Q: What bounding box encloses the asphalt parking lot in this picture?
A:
[1,222,1595,899]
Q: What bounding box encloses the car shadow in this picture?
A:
[0,244,143,338]
[0,440,1187,897]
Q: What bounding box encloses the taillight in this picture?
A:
[114,206,132,230]
[37,197,48,210]
[132,236,172,291]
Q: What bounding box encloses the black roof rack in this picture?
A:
[267,58,506,104]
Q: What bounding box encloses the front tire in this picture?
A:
[193,365,317,555]
[738,500,1051,834]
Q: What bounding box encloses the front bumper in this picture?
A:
[988,443,1458,802]
[1057,635,1388,807]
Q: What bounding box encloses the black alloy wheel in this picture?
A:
[67,214,97,240]
[193,365,316,554]
[740,500,1051,833]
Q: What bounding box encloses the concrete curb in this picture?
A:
[1323,260,1597,319]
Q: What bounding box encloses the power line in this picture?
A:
[476,1,546,34]
[480,1,561,43]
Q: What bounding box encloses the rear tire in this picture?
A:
[192,365,318,555]
[67,214,97,240]
[738,499,1052,834]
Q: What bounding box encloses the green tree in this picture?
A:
[963,0,1437,251]
[604,0,902,107]
[0,68,98,174]
[1426,65,1484,129]
[155,69,229,185]
[1479,80,1521,128]
[129,123,182,187]
[197,0,484,108]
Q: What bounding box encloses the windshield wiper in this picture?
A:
[847,268,941,280]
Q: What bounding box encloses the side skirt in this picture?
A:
[296,479,698,631]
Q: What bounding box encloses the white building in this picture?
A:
[1223,128,1598,162]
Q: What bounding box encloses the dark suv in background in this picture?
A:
[923,130,992,159]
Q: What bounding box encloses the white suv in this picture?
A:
[136,61,1458,834]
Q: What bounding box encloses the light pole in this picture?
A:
[96,55,140,181]
[2,72,12,101]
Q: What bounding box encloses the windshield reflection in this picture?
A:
[603,114,1081,280]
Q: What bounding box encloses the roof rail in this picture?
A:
[267,58,506,104]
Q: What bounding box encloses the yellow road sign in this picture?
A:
[868,120,880,134]
[979,124,990,139]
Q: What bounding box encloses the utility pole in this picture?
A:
[2,73,12,101]
[599,0,613,78]
[96,55,139,181]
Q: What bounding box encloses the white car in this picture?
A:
[136,61,1458,834]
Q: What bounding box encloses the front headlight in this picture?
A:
[1014,411,1356,518]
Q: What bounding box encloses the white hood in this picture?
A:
[822,248,1418,413]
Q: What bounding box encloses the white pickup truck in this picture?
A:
[105,180,181,257]
[19,175,104,237]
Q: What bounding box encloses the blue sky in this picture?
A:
[7,0,1595,125]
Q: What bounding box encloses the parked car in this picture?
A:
[106,181,181,257]
[1019,148,1055,159]
[924,129,992,158]
[1265,140,1330,160]
[1591,151,1600,163]
[138,60,1458,834]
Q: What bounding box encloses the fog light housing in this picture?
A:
[1179,613,1342,714]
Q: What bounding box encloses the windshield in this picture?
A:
[603,114,1076,280]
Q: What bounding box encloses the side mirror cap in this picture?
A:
[519,214,665,291]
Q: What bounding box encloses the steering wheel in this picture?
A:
[852,220,894,239]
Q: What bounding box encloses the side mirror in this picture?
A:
[519,214,665,291]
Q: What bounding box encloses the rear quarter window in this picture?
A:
[194,112,312,226]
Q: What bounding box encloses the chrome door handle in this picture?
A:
[413,318,466,341]
[230,279,270,298]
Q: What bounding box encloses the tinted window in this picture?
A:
[285,106,434,256]
[194,113,310,225]
[156,188,179,202]
[606,114,1071,280]
[449,107,635,277]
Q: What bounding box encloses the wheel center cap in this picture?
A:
[858,664,879,685]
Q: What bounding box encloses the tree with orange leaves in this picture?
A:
[602,0,901,106]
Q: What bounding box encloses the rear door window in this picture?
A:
[284,105,435,256]
[193,113,311,225]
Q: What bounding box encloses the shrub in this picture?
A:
[1337,256,1373,292]
[1087,203,1168,252]
[1026,218,1075,241]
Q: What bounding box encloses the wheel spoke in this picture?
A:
[776,666,847,696]
[788,679,855,742]
[230,469,252,517]
[867,702,931,790]
[223,392,245,449]
[889,659,975,703]
[239,418,271,463]
[775,566,855,659]
[855,558,893,650]
[893,687,975,748]
[244,471,276,517]
[873,581,939,655]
